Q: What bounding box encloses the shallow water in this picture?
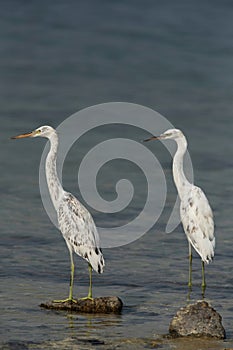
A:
[1,1,233,349]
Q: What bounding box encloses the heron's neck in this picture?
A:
[46,132,63,208]
[172,136,190,197]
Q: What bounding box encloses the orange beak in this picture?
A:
[11,131,36,139]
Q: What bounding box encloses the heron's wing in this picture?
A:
[57,192,104,273]
[181,185,215,263]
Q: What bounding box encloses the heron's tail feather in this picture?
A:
[81,247,105,274]
[189,236,215,264]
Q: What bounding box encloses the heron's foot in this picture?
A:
[80,295,93,301]
[186,283,192,301]
[201,283,206,299]
[52,297,78,304]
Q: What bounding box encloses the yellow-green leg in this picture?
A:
[53,250,77,303]
[201,260,206,298]
[68,256,75,300]
[188,243,192,289]
[81,264,93,300]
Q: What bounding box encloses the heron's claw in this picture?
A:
[80,295,93,301]
[52,298,78,304]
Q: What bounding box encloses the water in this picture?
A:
[1,1,233,349]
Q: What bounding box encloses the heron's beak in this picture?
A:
[143,135,161,142]
[11,130,37,139]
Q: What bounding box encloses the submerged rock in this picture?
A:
[40,296,123,314]
[169,301,225,339]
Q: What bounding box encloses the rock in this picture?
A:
[169,301,225,339]
[40,296,123,314]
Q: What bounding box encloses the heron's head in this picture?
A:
[11,125,56,140]
[144,128,184,142]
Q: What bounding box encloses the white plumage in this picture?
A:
[144,128,215,291]
[58,192,104,274]
[180,185,215,264]
[12,125,104,301]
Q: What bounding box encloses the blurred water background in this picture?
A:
[1,1,233,349]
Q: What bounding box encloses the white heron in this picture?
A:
[144,129,215,292]
[12,125,105,302]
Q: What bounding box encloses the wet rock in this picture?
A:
[169,301,225,339]
[40,296,123,314]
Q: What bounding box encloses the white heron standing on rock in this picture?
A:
[12,125,105,302]
[144,129,215,293]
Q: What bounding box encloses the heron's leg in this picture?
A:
[53,250,77,303]
[188,242,192,288]
[81,263,93,300]
[87,263,93,299]
[68,250,75,300]
[201,260,206,298]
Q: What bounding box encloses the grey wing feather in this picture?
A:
[180,185,215,263]
[57,191,104,273]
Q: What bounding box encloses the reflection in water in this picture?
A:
[66,311,122,331]
[63,312,123,349]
